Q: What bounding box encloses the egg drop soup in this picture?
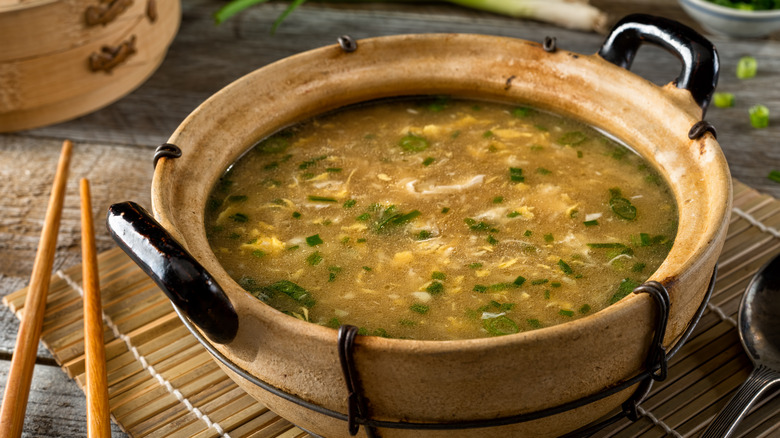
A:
[204,98,678,341]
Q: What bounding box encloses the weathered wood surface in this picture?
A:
[1,0,779,436]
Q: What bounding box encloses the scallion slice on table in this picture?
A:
[737,56,758,79]
[749,104,770,128]
[713,92,735,108]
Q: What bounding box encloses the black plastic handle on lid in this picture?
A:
[598,13,719,114]
[107,201,238,344]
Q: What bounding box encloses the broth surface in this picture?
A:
[205,98,677,340]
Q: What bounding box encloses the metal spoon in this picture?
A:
[701,253,780,438]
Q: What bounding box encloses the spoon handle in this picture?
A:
[701,364,780,438]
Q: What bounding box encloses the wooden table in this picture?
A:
[1,0,778,436]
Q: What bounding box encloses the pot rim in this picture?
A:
[152,32,731,355]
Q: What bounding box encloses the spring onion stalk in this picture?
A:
[749,104,769,128]
[215,0,607,33]
[769,170,780,184]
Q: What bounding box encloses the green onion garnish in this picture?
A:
[473,285,488,293]
[326,167,342,173]
[483,315,519,336]
[422,157,435,166]
[343,199,357,209]
[532,279,549,285]
[356,213,371,221]
[579,304,591,314]
[469,263,483,269]
[399,133,430,152]
[559,309,575,317]
[426,281,444,295]
[493,196,504,204]
[230,213,248,223]
[486,235,499,245]
[507,211,521,218]
[441,207,450,214]
[308,195,338,203]
[558,259,573,275]
[432,271,446,280]
[509,167,524,183]
[769,170,780,183]
[292,211,301,219]
[513,276,526,287]
[527,319,542,329]
[749,104,769,128]
[583,220,599,227]
[306,251,323,266]
[609,278,641,304]
[252,250,265,258]
[737,56,757,79]
[416,230,432,240]
[558,131,587,146]
[410,304,430,314]
[306,234,323,246]
[536,167,551,175]
[544,233,554,243]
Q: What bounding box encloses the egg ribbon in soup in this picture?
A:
[205,98,678,341]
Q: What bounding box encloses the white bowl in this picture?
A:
[679,0,780,38]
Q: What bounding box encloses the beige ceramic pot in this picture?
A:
[108,14,731,438]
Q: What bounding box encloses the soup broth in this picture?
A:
[205,98,678,341]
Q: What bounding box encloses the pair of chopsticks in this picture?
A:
[0,140,110,438]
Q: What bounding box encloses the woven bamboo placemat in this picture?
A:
[4,181,780,438]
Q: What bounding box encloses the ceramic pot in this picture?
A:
[107,14,731,438]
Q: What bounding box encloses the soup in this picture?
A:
[204,98,677,341]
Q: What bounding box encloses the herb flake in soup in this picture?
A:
[205,98,678,341]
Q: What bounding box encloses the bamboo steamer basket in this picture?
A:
[0,0,180,132]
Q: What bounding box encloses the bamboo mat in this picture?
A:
[4,180,780,438]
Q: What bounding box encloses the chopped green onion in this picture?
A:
[558,131,587,146]
[523,230,532,237]
[511,107,532,118]
[308,195,338,203]
[326,317,340,328]
[544,290,551,299]
[749,104,769,128]
[486,235,499,245]
[713,92,735,108]
[362,266,372,271]
[326,167,342,173]
[473,284,488,293]
[306,251,323,266]
[609,191,637,220]
[230,213,248,223]
[343,199,357,209]
[292,211,301,219]
[263,280,315,308]
[509,167,524,183]
[228,195,248,203]
[432,271,446,280]
[422,157,435,166]
[737,56,757,79]
[527,319,542,329]
[507,211,521,218]
[416,230,432,240]
[579,304,591,314]
[558,259,573,275]
[306,234,323,246]
[469,263,483,269]
[609,278,641,304]
[426,281,444,295]
[483,315,519,336]
[356,238,366,243]
[493,196,504,204]
[287,245,300,251]
[559,309,575,317]
[632,262,646,272]
[441,207,450,214]
[532,279,549,285]
[356,213,371,221]
[399,133,430,152]
[551,282,562,288]
[228,233,241,240]
[513,276,526,287]
[544,233,554,243]
[769,170,780,183]
[299,155,328,170]
[583,220,599,227]
[483,130,494,138]
[536,167,551,175]
[410,304,430,314]
[252,250,265,258]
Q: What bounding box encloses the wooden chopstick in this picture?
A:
[0,140,73,438]
[80,179,110,438]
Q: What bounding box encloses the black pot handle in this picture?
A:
[106,201,238,344]
[598,13,719,114]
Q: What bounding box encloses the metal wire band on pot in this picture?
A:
[174,266,717,434]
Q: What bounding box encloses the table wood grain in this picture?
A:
[1,1,779,436]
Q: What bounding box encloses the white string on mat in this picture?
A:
[732,207,780,239]
[706,302,738,327]
[636,406,683,438]
[57,270,232,438]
